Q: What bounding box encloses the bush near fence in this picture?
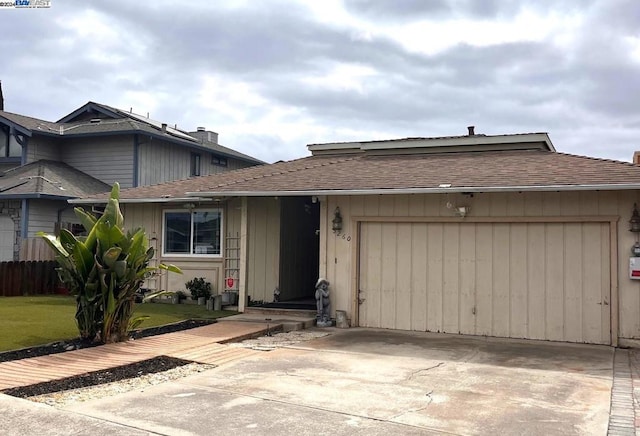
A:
[0,261,59,296]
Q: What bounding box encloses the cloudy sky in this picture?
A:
[0,0,639,163]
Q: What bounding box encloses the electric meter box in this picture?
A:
[630,257,640,279]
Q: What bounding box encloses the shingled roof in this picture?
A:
[0,160,110,199]
[0,105,264,165]
[71,149,640,203]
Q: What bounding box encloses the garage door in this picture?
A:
[358,222,611,344]
[0,216,14,261]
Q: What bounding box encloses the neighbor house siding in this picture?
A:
[25,136,60,163]
[60,136,134,188]
[0,199,20,261]
[137,140,252,186]
[320,191,640,342]
[26,199,67,236]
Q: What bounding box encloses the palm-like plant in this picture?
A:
[39,183,181,343]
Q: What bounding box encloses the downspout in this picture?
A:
[133,134,139,187]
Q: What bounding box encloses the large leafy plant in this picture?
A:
[39,183,181,343]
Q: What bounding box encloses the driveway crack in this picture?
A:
[406,362,444,380]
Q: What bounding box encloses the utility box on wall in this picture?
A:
[630,257,640,280]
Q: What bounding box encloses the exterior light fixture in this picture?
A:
[332,207,343,234]
[456,206,469,218]
[630,204,640,233]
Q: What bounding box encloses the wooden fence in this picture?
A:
[20,238,55,261]
[0,261,59,296]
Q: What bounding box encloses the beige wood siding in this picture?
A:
[245,197,280,302]
[321,191,640,343]
[121,202,224,293]
[358,221,611,344]
[60,137,134,188]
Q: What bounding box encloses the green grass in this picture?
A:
[0,296,236,352]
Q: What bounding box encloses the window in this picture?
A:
[190,153,201,176]
[0,125,21,158]
[211,155,228,167]
[163,209,222,256]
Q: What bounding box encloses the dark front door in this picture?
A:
[278,197,320,301]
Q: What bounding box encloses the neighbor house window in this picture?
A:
[0,125,20,158]
[190,153,201,176]
[163,209,222,256]
[211,155,227,167]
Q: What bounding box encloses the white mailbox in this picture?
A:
[630,257,640,280]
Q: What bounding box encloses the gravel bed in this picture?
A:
[28,361,215,407]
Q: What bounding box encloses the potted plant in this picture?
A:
[185,277,212,305]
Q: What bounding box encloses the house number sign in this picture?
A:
[336,232,351,241]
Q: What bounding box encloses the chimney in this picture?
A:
[161,123,167,132]
[189,127,218,144]
[634,151,640,165]
[0,80,4,111]
[467,125,475,136]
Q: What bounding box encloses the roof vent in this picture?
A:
[197,127,206,132]
[467,126,475,136]
[90,118,102,123]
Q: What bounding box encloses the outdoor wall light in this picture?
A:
[332,207,343,234]
[630,203,640,233]
[455,206,470,218]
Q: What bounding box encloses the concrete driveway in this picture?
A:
[14,328,615,435]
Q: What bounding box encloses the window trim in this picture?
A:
[190,152,201,176]
[162,208,223,258]
[211,154,228,167]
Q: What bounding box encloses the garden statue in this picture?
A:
[273,286,280,303]
[315,278,332,327]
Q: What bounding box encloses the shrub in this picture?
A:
[185,277,212,300]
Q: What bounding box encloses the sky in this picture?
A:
[0,0,639,164]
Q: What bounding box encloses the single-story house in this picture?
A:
[73,129,640,346]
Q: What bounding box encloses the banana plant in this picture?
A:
[39,183,181,343]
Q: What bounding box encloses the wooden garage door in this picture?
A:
[358,222,611,344]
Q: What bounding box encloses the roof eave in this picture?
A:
[0,116,33,137]
[69,197,215,205]
[187,183,640,197]
[0,193,75,200]
[308,133,556,153]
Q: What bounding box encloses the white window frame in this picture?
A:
[162,208,223,257]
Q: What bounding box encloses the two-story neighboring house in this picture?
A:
[0,100,263,261]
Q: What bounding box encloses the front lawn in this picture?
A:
[0,296,236,352]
